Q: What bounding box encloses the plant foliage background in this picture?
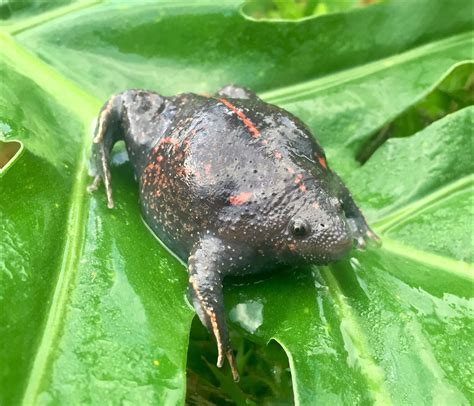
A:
[0,0,473,404]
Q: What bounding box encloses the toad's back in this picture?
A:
[118,91,330,260]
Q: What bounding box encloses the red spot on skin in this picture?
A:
[287,167,295,174]
[274,151,282,159]
[318,156,327,169]
[218,98,261,138]
[294,174,303,184]
[204,163,212,175]
[156,155,163,162]
[294,174,307,192]
[229,192,252,206]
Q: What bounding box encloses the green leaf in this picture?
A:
[1,1,472,404]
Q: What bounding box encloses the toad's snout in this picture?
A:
[315,219,353,260]
[328,233,353,260]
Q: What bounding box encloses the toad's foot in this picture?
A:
[347,217,381,250]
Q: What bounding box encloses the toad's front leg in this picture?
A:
[333,172,380,249]
[187,237,239,381]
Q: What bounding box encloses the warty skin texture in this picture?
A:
[88,85,379,380]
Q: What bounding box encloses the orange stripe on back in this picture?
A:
[218,98,261,138]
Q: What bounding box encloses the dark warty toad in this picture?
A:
[88,84,379,381]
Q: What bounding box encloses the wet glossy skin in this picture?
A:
[88,85,379,380]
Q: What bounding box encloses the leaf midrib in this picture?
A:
[375,175,474,233]
[372,174,474,279]
[379,238,473,279]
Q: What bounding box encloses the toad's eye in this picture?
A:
[290,219,310,237]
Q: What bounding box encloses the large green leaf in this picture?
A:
[1,0,472,404]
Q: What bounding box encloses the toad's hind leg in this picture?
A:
[187,237,240,381]
[87,95,124,208]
